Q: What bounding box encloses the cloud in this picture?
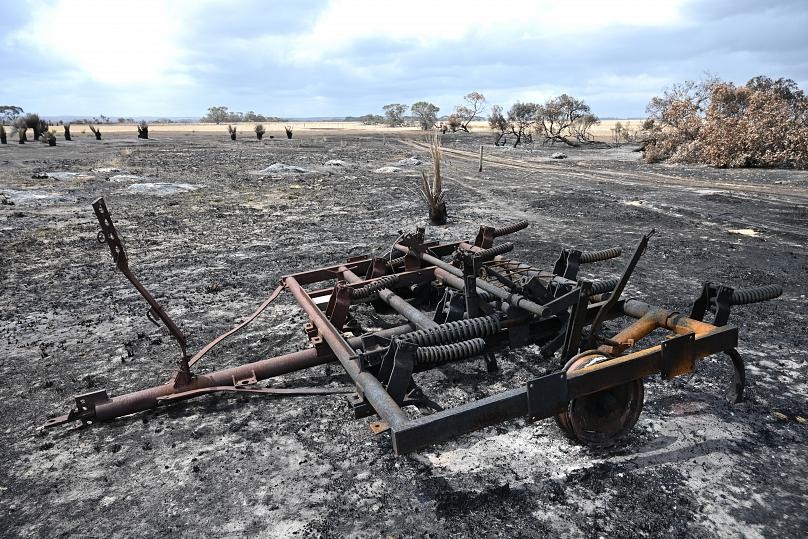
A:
[0,0,806,118]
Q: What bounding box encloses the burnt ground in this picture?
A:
[0,131,806,537]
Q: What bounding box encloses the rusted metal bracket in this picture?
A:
[156,385,355,404]
[92,197,190,379]
[660,332,696,379]
[586,229,655,347]
[526,372,568,421]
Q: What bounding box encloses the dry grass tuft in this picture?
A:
[419,131,447,224]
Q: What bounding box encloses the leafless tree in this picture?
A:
[452,91,486,132]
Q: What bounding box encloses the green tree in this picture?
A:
[382,103,407,127]
[411,101,440,130]
[202,106,230,124]
[507,102,539,147]
[535,94,599,146]
[0,106,24,124]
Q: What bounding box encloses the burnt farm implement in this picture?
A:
[43,198,782,454]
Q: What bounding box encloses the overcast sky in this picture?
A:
[2,0,807,119]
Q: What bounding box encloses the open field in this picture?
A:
[1,131,806,537]
[3,119,641,141]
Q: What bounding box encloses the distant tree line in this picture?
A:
[201,106,285,124]
[371,92,490,131]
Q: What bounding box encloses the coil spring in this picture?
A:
[351,274,400,300]
[492,220,529,237]
[580,248,622,264]
[730,285,782,305]
[590,278,618,295]
[416,338,486,366]
[475,242,514,260]
[402,315,501,346]
[476,289,497,302]
[386,255,406,268]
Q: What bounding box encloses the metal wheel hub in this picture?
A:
[556,352,644,447]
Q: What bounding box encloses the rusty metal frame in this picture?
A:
[42,198,782,455]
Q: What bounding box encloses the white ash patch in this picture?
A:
[46,171,95,181]
[324,159,350,167]
[394,156,421,167]
[373,166,401,174]
[254,163,313,174]
[0,189,72,204]
[108,174,151,183]
[727,228,761,237]
[124,182,201,196]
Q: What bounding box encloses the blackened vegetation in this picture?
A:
[568,463,708,537]
[254,124,265,141]
[0,131,805,538]
[137,121,149,140]
[227,124,237,141]
[419,133,447,225]
[22,113,46,141]
[0,125,6,144]
[423,476,553,537]
[488,104,509,146]
[284,125,293,139]
[88,124,101,140]
[63,124,71,141]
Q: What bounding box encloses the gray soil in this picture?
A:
[1,132,806,537]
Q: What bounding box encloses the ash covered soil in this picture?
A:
[1,132,806,537]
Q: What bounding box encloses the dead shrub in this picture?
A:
[488,104,508,146]
[642,75,808,168]
[701,82,808,168]
[419,132,447,225]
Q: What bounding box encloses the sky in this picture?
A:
[2,0,807,119]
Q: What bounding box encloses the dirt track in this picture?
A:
[1,132,806,537]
